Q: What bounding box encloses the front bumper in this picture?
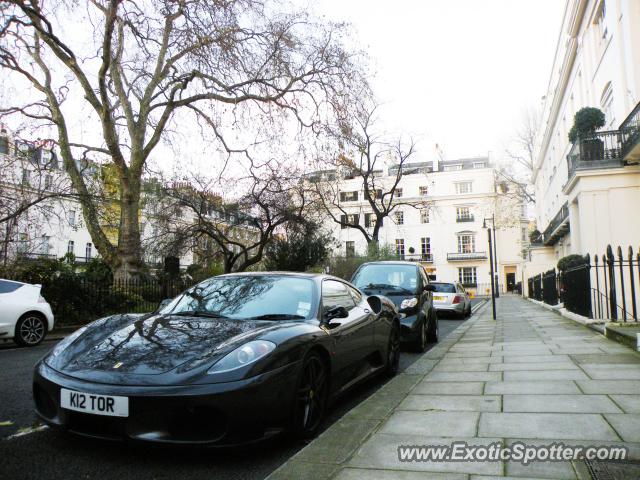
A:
[33,360,301,446]
[398,313,421,341]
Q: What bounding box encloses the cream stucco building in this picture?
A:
[526,0,640,284]
[313,155,528,295]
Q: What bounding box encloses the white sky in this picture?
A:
[312,0,565,162]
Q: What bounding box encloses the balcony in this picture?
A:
[620,101,640,162]
[456,215,474,223]
[447,251,487,261]
[542,201,569,246]
[405,253,434,263]
[566,130,625,182]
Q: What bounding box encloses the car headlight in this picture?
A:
[48,326,87,358]
[207,340,276,374]
[400,297,419,309]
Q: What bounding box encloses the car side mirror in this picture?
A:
[424,284,436,292]
[157,298,172,311]
[324,305,349,321]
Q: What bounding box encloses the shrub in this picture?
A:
[557,254,589,272]
[568,107,606,143]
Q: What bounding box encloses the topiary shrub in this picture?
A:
[568,107,606,143]
[557,254,589,272]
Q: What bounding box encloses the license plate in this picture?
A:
[60,388,129,417]
[434,296,446,302]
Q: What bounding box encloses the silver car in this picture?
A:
[431,282,471,319]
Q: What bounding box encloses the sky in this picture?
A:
[311,0,566,162]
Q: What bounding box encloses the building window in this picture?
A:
[67,240,74,254]
[395,188,403,198]
[364,213,381,228]
[473,162,486,169]
[457,233,475,253]
[458,267,477,286]
[600,81,614,127]
[420,209,429,224]
[455,181,473,194]
[421,237,431,260]
[17,233,28,253]
[44,174,53,190]
[86,243,92,259]
[444,164,462,171]
[339,191,358,202]
[456,206,472,221]
[395,239,405,258]
[419,186,428,196]
[345,241,355,257]
[340,213,359,229]
[394,210,404,225]
[367,189,382,200]
[68,210,76,226]
[21,169,30,186]
[39,235,50,255]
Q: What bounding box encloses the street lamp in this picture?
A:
[483,216,497,320]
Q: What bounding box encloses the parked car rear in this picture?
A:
[431,281,471,319]
[0,279,54,346]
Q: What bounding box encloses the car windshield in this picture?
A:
[431,283,456,293]
[352,264,419,294]
[162,275,317,320]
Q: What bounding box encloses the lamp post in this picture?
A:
[483,217,497,320]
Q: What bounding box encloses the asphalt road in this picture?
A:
[0,302,483,480]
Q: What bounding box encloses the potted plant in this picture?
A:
[568,107,606,161]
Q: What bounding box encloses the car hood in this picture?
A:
[47,313,282,376]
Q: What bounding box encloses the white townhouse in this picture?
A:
[528,0,640,279]
[317,156,528,295]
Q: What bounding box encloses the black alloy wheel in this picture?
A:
[385,322,401,376]
[292,352,329,439]
[427,310,439,343]
[410,317,428,353]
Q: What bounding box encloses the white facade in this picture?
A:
[531,0,640,269]
[320,157,528,295]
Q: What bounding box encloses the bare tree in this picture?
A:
[0,0,364,279]
[151,163,311,273]
[310,105,429,247]
[506,107,539,179]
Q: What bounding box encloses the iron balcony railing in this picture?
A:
[542,201,570,246]
[456,215,474,223]
[447,251,487,261]
[566,130,625,181]
[620,101,640,162]
[403,253,434,263]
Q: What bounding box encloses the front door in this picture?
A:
[506,272,516,292]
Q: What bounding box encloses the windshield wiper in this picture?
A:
[247,314,306,320]
[169,311,229,319]
[361,283,414,295]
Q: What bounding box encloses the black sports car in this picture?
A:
[33,273,400,446]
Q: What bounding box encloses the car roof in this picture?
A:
[0,278,29,286]
[357,261,421,267]
[215,271,344,282]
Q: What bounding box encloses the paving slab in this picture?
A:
[334,468,468,480]
[478,413,620,440]
[503,394,622,413]
[380,411,479,437]
[489,362,578,371]
[610,395,640,413]
[604,414,640,442]
[426,371,502,382]
[503,370,589,381]
[398,395,501,412]
[413,382,485,395]
[577,380,640,394]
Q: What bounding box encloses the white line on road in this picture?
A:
[5,425,49,440]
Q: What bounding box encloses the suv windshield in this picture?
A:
[431,283,456,293]
[352,264,419,294]
[162,275,317,320]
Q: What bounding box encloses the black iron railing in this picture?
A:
[527,244,640,322]
[456,216,474,223]
[447,252,487,261]
[620,101,640,161]
[566,130,624,180]
[404,253,434,263]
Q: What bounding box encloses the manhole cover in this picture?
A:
[585,459,640,480]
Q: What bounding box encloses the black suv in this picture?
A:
[351,261,438,352]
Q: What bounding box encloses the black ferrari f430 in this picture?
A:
[33,273,401,446]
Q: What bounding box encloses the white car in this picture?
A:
[0,279,55,346]
[431,281,472,319]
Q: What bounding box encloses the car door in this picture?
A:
[321,279,374,389]
[418,267,432,320]
[0,280,24,337]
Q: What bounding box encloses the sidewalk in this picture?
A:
[267,295,640,480]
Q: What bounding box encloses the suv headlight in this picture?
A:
[207,340,276,374]
[400,297,418,309]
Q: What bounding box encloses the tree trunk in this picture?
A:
[113,180,143,280]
